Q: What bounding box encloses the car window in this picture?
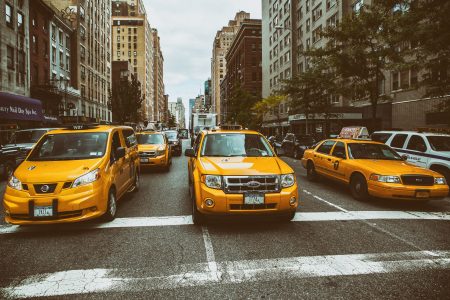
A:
[348,143,402,160]
[407,135,427,152]
[122,129,137,148]
[426,136,450,152]
[332,142,346,159]
[164,131,178,140]
[194,133,203,154]
[137,134,165,145]
[371,133,392,144]
[390,134,408,148]
[316,140,336,155]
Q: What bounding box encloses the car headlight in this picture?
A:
[204,175,222,189]
[72,168,100,188]
[370,174,401,183]
[8,175,23,191]
[281,174,295,188]
[157,147,165,156]
[434,177,447,185]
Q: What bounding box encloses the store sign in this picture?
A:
[0,92,44,121]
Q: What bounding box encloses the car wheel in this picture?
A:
[283,211,296,222]
[103,188,117,222]
[190,182,204,225]
[3,161,14,180]
[306,161,318,181]
[350,174,369,201]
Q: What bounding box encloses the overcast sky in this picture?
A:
[143,0,262,122]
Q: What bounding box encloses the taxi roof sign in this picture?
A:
[339,126,370,139]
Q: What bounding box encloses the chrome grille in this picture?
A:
[224,175,279,194]
[401,175,434,186]
[139,151,156,158]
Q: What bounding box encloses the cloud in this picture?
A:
[143,0,262,121]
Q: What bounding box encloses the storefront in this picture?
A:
[261,120,290,137]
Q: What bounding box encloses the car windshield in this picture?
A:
[28,133,108,161]
[347,143,402,160]
[165,131,178,139]
[426,136,450,151]
[201,133,274,157]
[137,134,165,145]
[11,130,47,144]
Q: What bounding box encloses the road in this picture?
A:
[0,139,449,299]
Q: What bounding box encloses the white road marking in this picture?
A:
[201,226,218,275]
[0,211,449,235]
[303,189,349,212]
[2,250,450,298]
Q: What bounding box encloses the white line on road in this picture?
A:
[302,189,349,212]
[0,211,449,235]
[2,250,450,298]
[201,226,218,275]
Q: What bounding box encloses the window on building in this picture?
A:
[51,24,56,40]
[312,5,322,22]
[7,46,14,69]
[353,0,364,14]
[5,3,13,28]
[18,51,25,85]
[326,0,337,11]
[392,71,399,90]
[66,55,70,71]
[306,19,310,32]
[59,52,64,68]
[59,31,63,45]
[80,46,85,61]
[312,26,322,43]
[306,0,310,12]
[327,14,339,28]
[32,35,37,53]
[52,46,56,64]
[79,6,85,19]
[66,36,70,50]
[17,11,24,33]
[80,26,86,40]
[133,50,137,56]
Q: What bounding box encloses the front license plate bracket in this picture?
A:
[244,192,265,205]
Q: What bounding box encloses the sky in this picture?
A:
[143,0,262,123]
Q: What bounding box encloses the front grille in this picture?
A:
[34,184,57,194]
[230,203,277,210]
[139,151,156,158]
[401,175,434,186]
[224,176,279,194]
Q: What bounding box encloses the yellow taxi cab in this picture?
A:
[185,127,298,224]
[136,131,172,171]
[3,124,140,225]
[301,127,449,201]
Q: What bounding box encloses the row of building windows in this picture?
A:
[5,2,24,33]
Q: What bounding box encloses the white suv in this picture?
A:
[372,130,450,184]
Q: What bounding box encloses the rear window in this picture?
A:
[427,136,450,152]
[390,134,408,148]
[371,133,392,144]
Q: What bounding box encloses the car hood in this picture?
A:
[138,144,164,151]
[355,159,437,176]
[199,157,292,176]
[15,159,103,183]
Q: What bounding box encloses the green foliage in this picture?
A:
[226,85,260,129]
[253,94,286,121]
[167,112,177,128]
[109,74,144,124]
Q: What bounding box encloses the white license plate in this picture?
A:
[140,158,149,163]
[244,193,265,205]
[34,206,53,217]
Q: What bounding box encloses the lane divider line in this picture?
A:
[201,226,218,277]
[302,189,349,212]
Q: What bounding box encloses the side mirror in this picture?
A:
[185,148,195,157]
[115,147,126,159]
[401,154,408,161]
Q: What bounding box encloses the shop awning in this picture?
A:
[0,92,44,122]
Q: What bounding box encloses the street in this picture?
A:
[0,139,449,299]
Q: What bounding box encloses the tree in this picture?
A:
[167,112,177,128]
[226,85,260,129]
[252,94,286,130]
[109,74,144,124]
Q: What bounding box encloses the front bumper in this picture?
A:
[195,183,299,215]
[368,182,449,200]
[3,184,107,225]
[139,155,167,167]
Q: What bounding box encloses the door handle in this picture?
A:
[327,158,331,161]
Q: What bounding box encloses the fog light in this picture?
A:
[4,210,10,216]
[90,206,97,212]
[204,198,215,207]
[289,197,297,206]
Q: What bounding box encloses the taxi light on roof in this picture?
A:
[220,124,243,130]
[64,123,100,130]
[339,126,370,140]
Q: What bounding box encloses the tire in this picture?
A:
[190,182,204,225]
[103,188,117,222]
[3,161,14,180]
[306,161,318,181]
[350,174,369,201]
[283,211,296,222]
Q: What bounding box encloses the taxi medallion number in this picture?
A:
[244,192,265,205]
[34,206,53,217]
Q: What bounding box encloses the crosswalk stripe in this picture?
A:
[2,250,450,298]
[0,211,449,235]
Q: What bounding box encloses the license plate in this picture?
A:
[34,206,53,217]
[140,158,149,163]
[416,191,430,198]
[244,193,265,205]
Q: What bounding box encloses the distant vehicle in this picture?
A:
[191,113,217,141]
[267,135,282,154]
[281,134,316,159]
[164,130,182,156]
[0,145,19,179]
[5,128,58,163]
[136,131,172,171]
[372,130,450,185]
[178,129,189,139]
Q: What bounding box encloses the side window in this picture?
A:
[194,133,203,154]
[407,135,427,152]
[122,129,137,148]
[316,140,336,154]
[371,133,392,144]
[332,142,346,159]
[110,131,121,163]
[390,134,408,148]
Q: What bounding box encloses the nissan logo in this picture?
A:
[40,185,50,193]
[246,181,261,188]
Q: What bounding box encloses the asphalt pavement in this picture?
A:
[0,139,449,299]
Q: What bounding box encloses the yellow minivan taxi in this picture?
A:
[136,132,172,171]
[185,128,298,225]
[3,125,140,225]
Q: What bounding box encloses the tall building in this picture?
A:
[168,101,177,119]
[188,98,195,128]
[176,97,186,128]
[152,28,165,122]
[211,11,251,123]
[222,19,262,122]
[204,78,211,109]
[47,0,112,122]
[111,0,154,122]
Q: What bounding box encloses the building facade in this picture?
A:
[152,28,165,122]
[176,97,186,129]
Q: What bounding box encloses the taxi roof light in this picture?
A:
[338,126,370,140]
[63,123,100,130]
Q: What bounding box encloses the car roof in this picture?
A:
[203,129,261,135]
[136,131,164,135]
[326,138,382,144]
[373,131,450,137]
[48,125,133,135]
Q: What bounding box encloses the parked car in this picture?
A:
[0,145,19,180]
[5,128,57,163]
[267,135,282,154]
[164,130,182,156]
[281,134,316,158]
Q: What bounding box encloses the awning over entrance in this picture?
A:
[0,92,44,122]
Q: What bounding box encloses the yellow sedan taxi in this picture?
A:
[185,128,298,224]
[136,132,172,171]
[3,125,140,225]
[302,138,449,201]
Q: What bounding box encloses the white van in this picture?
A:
[371,130,450,184]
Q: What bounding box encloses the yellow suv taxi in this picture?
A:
[3,125,140,224]
[185,128,298,224]
[136,131,172,171]
[302,138,449,201]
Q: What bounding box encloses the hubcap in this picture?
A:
[109,193,116,216]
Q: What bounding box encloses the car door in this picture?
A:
[121,129,138,189]
[328,141,349,182]
[313,140,336,176]
[188,132,203,182]
[110,130,127,197]
[405,135,429,168]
